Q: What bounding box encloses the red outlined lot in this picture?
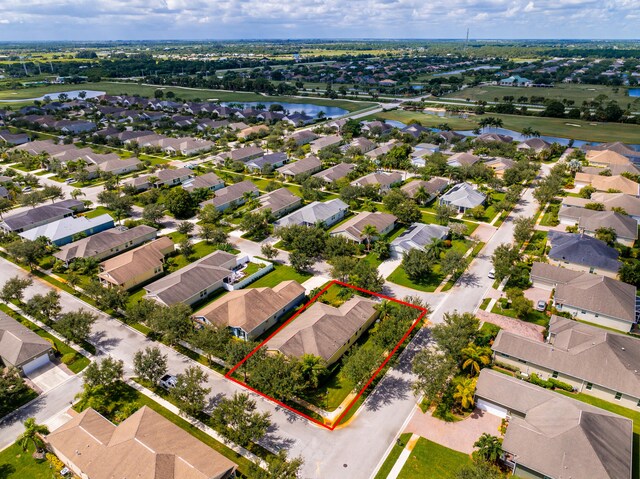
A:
[225,280,428,431]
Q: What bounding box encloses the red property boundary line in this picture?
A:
[225,279,428,431]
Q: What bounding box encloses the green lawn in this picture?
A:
[0,442,57,479]
[246,262,312,288]
[491,301,549,327]
[398,438,472,479]
[365,110,477,130]
[387,263,445,292]
[539,201,561,227]
[374,433,413,479]
[83,206,115,219]
[556,391,640,479]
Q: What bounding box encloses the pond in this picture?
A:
[629,88,640,98]
[0,90,106,102]
[220,101,347,118]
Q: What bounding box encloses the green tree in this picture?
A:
[491,244,521,281]
[248,353,300,400]
[453,377,477,410]
[298,354,327,389]
[149,303,193,345]
[6,239,47,270]
[165,188,195,219]
[23,291,61,324]
[142,203,165,224]
[455,460,504,479]
[0,275,33,303]
[289,250,313,273]
[513,216,535,244]
[595,226,617,246]
[260,243,279,260]
[0,367,30,418]
[190,325,232,364]
[134,346,168,385]
[179,237,194,259]
[212,393,271,447]
[412,348,457,405]
[170,366,211,417]
[473,434,503,463]
[18,418,49,454]
[342,345,383,391]
[248,450,304,479]
[436,203,456,225]
[56,309,97,343]
[402,249,432,281]
[619,261,640,287]
[440,249,467,277]
[461,343,492,376]
[200,224,228,245]
[361,224,378,252]
[432,311,479,361]
[177,221,195,236]
[240,210,272,240]
[83,356,124,390]
[351,259,384,292]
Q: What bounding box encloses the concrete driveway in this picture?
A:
[26,361,72,393]
[524,286,552,306]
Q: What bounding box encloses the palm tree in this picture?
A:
[426,238,446,260]
[413,186,430,206]
[376,300,394,321]
[361,224,378,252]
[521,127,535,138]
[299,354,327,389]
[474,433,503,463]
[461,343,492,376]
[18,418,49,456]
[70,188,85,200]
[453,377,477,410]
[361,198,375,212]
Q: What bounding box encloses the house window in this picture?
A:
[586,383,593,390]
[637,399,640,408]
[615,392,622,401]
[552,371,558,379]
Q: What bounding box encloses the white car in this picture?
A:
[536,300,547,312]
[159,374,177,389]
[488,269,495,279]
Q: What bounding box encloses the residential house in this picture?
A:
[574,173,639,196]
[362,121,393,136]
[366,142,397,160]
[0,199,84,233]
[267,296,379,365]
[144,250,239,307]
[584,142,640,162]
[283,112,314,126]
[245,152,288,172]
[439,182,487,213]
[219,146,264,163]
[125,175,152,192]
[0,130,30,145]
[0,311,53,375]
[193,281,306,341]
[237,124,269,139]
[274,199,349,228]
[484,157,515,178]
[98,236,174,290]
[547,231,621,277]
[55,120,96,134]
[530,262,636,332]
[255,188,302,218]
[561,193,640,223]
[310,135,342,154]
[390,223,450,256]
[475,132,513,143]
[93,157,142,177]
[558,206,638,246]
[498,75,532,86]
[288,130,318,146]
[582,162,640,177]
[312,163,356,184]
[154,167,193,187]
[331,211,397,243]
[200,180,259,212]
[517,138,552,153]
[401,123,431,139]
[276,156,322,178]
[351,171,403,193]
[475,369,632,479]
[53,225,158,265]
[586,149,633,168]
[46,406,237,479]
[492,315,640,410]
[446,152,481,167]
[437,130,465,143]
[182,172,225,193]
[19,214,115,247]
[401,177,449,202]
[342,137,376,154]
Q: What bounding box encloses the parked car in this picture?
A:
[22,186,32,192]
[536,300,547,312]
[159,374,177,389]
[64,178,75,184]
[488,269,495,279]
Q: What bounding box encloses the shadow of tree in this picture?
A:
[0,464,16,479]
[364,374,412,413]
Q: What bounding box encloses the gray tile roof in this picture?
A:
[200,181,258,209]
[439,182,486,209]
[182,172,224,192]
[312,163,355,183]
[274,199,348,228]
[1,200,84,232]
[547,231,621,273]
[331,211,396,241]
[0,311,51,368]
[20,214,114,243]
[559,207,638,240]
[476,369,633,479]
[255,188,301,216]
[391,222,450,253]
[493,315,640,399]
[276,156,321,176]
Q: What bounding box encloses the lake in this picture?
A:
[0,90,105,103]
[221,101,347,118]
[629,88,640,98]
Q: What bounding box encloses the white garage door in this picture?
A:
[22,354,51,376]
[477,398,508,418]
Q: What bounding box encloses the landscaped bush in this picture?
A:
[46,453,65,472]
[549,378,574,392]
[527,373,553,389]
[61,352,77,364]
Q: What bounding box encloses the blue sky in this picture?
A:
[0,0,638,41]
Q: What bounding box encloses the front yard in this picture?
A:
[0,442,57,479]
[399,438,472,479]
[246,261,311,288]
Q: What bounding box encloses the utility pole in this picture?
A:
[464,28,470,52]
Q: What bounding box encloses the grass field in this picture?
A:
[370,109,640,143]
[449,84,640,108]
[398,438,472,479]
[246,262,311,288]
[0,442,56,479]
[373,433,413,479]
[0,81,376,112]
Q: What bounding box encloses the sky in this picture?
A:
[0,0,638,41]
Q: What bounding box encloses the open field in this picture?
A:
[398,438,472,479]
[449,83,640,107]
[0,81,377,112]
[0,442,55,479]
[368,109,640,143]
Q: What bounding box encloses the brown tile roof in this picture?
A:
[558,207,638,240]
[46,406,236,479]
[587,149,634,166]
[98,237,174,287]
[195,280,305,334]
[267,296,378,362]
[255,188,301,215]
[200,181,258,209]
[331,211,396,241]
[574,173,640,196]
[312,163,355,183]
[276,156,321,176]
[401,177,448,197]
[0,311,51,368]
